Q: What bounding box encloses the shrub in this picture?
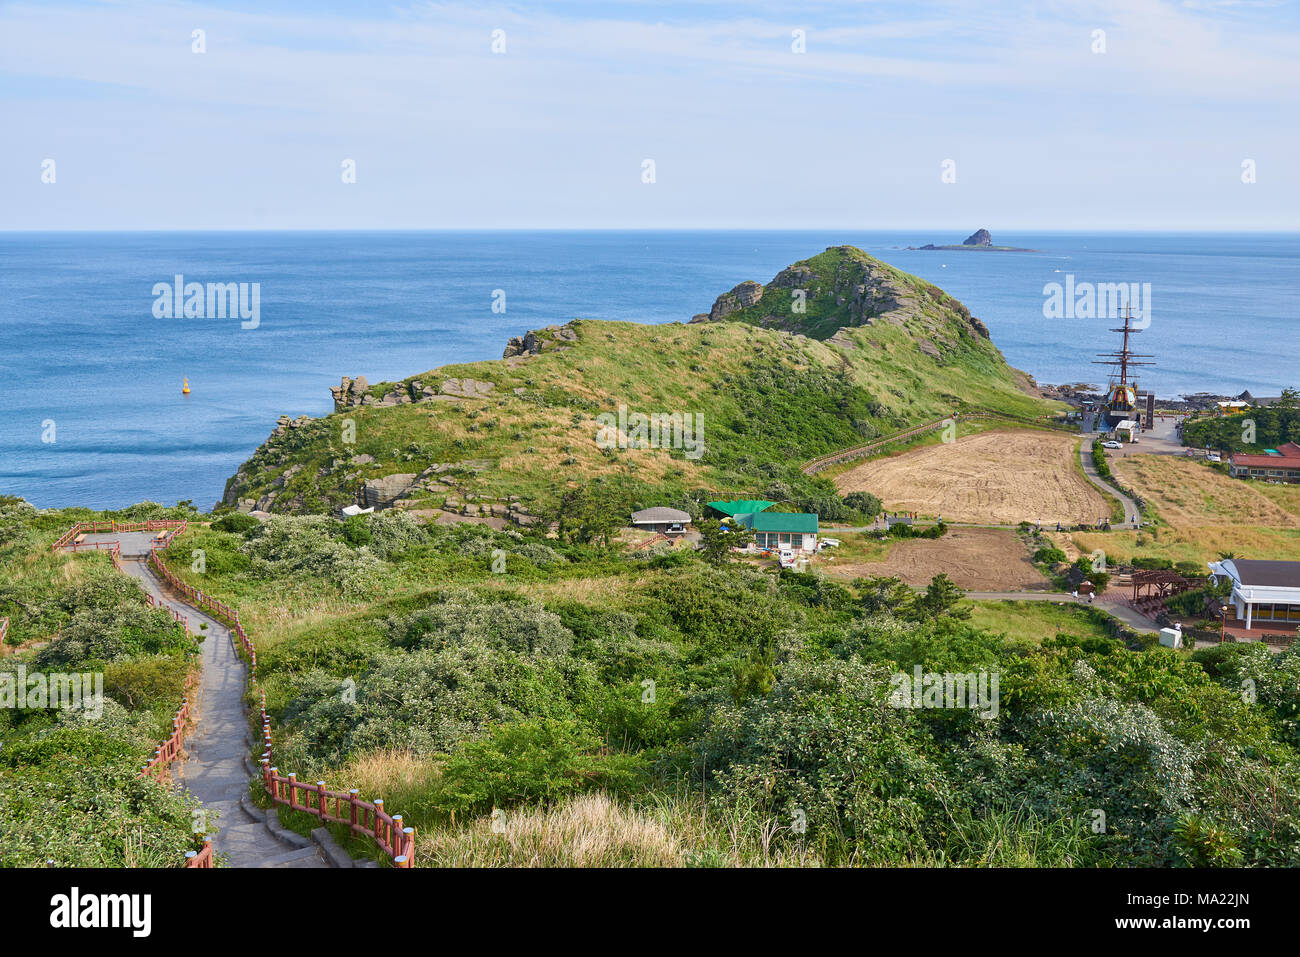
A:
[103,655,192,712]
[211,512,262,535]
[842,491,882,517]
[431,719,638,817]
[386,602,575,658]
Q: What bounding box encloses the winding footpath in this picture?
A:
[83,531,328,867]
[1077,420,1141,523]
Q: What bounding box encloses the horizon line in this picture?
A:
[3,226,1300,235]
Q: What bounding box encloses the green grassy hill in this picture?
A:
[221,246,1061,517]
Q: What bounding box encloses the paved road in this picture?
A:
[123,555,327,868]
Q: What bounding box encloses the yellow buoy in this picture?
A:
[182,377,191,395]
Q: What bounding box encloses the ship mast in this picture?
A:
[1092,304,1154,387]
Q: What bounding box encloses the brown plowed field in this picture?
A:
[830,526,1049,590]
[835,429,1107,525]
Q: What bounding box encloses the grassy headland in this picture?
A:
[221,246,1062,519]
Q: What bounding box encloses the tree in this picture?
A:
[913,573,970,620]
[843,491,882,517]
[696,518,753,567]
[542,484,628,547]
[853,575,915,616]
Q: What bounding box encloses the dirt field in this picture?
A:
[825,526,1049,590]
[835,429,1108,525]
[1112,455,1300,529]
[1059,454,1300,565]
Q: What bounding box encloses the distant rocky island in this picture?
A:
[908,228,1036,252]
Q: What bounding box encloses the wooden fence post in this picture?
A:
[316,781,327,821]
[373,798,384,844]
[287,772,298,810]
[349,789,359,830]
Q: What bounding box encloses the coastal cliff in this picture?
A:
[219,247,1054,516]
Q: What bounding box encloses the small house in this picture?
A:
[630,506,692,535]
[731,510,819,555]
[1229,442,1300,484]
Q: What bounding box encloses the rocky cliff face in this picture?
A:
[697,245,991,343]
[707,280,765,321]
[330,374,495,412]
[963,228,993,246]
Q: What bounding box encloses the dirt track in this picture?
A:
[835,429,1108,525]
[836,527,1050,590]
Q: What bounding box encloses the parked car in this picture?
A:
[1102,440,1123,449]
[778,548,797,568]
[1207,452,1222,463]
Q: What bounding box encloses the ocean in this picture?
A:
[2,230,1297,510]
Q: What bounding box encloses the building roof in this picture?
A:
[1230,442,1300,469]
[1222,559,1300,589]
[631,506,691,524]
[732,511,819,534]
[707,499,775,517]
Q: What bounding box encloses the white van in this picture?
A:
[778,548,797,568]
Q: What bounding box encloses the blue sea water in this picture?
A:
[1,230,1297,510]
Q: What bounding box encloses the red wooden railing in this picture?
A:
[184,840,214,868]
[53,521,206,864]
[260,761,415,867]
[51,519,187,552]
[147,550,255,674]
[146,547,415,868]
[142,671,198,782]
[54,519,417,868]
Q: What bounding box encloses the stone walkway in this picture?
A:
[123,555,327,868]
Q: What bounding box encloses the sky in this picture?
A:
[1,0,1298,230]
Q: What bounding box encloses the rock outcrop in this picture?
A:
[708,280,765,321]
[330,376,371,410]
[331,374,495,411]
[362,473,418,510]
[502,322,579,359]
[440,378,494,398]
[963,228,993,247]
[272,414,312,437]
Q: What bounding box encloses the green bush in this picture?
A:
[103,655,192,712]
[211,511,262,535]
[842,491,882,517]
[430,719,638,817]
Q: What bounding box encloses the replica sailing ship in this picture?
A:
[1094,306,1154,429]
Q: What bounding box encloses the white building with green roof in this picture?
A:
[730,510,819,555]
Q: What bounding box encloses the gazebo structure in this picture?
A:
[1130,569,1194,618]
